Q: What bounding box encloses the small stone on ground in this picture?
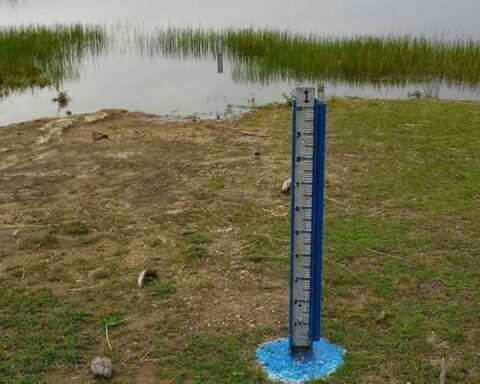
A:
[91,356,113,379]
[281,177,291,194]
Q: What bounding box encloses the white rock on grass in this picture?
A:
[91,356,113,379]
[281,177,291,194]
[137,270,158,288]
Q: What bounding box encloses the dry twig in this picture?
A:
[367,248,414,266]
[68,283,103,292]
[200,123,269,138]
[20,254,31,266]
[134,344,155,367]
[254,232,288,244]
[0,222,46,229]
[332,260,354,274]
[325,196,348,206]
[75,266,104,283]
[200,207,231,224]
[440,358,448,384]
[105,315,135,351]
[105,325,113,351]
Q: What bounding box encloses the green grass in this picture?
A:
[98,310,124,327]
[152,281,177,295]
[182,231,214,261]
[62,221,90,236]
[0,24,106,96]
[141,27,480,86]
[0,99,479,383]
[29,232,58,249]
[0,290,93,383]
[155,332,266,384]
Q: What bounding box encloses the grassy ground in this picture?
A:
[0,99,479,383]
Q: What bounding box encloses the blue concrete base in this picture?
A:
[256,339,344,383]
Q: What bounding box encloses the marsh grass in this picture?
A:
[0,24,106,95]
[140,27,480,86]
[2,24,479,96]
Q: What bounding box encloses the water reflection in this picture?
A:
[1,0,480,125]
[138,28,480,88]
[3,24,478,97]
[0,24,107,97]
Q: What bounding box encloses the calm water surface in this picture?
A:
[1,0,480,126]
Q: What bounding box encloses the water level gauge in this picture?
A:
[257,87,344,383]
[289,87,326,356]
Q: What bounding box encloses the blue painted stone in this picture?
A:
[256,338,344,383]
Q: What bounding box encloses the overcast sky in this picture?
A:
[1,0,479,38]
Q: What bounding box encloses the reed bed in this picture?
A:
[1,25,479,94]
[142,27,480,86]
[0,24,106,96]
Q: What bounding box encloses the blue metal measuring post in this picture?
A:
[289,87,326,357]
[256,87,343,383]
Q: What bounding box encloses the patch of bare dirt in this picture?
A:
[0,108,291,381]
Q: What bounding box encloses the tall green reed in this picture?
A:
[0,24,106,96]
[140,27,480,86]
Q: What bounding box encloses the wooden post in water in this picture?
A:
[216,35,224,74]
